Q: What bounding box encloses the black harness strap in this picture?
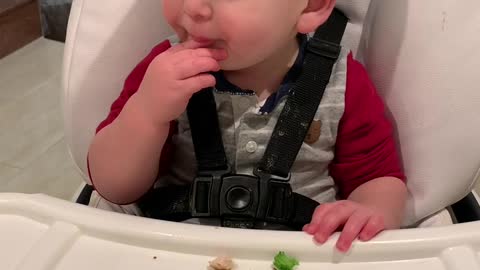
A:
[138,8,348,230]
[187,88,229,172]
[259,9,348,177]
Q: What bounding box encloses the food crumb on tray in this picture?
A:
[208,251,299,270]
[209,256,235,270]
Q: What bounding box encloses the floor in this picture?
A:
[0,38,84,201]
[0,0,41,59]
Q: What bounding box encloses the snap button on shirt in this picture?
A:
[245,141,258,153]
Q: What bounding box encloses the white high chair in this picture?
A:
[2,0,480,269]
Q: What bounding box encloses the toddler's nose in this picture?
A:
[183,0,213,22]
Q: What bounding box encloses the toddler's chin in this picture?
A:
[218,58,257,72]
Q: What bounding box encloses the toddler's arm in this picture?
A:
[88,40,227,204]
[88,95,172,204]
[347,177,407,230]
[305,53,407,252]
[304,178,406,253]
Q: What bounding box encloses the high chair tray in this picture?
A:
[1,193,479,270]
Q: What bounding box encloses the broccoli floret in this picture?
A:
[273,251,299,270]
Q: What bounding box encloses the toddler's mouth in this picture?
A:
[189,35,215,47]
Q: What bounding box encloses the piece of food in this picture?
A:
[273,252,299,270]
[209,256,235,270]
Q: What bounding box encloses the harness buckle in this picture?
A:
[190,166,231,217]
[254,168,294,224]
[190,167,295,228]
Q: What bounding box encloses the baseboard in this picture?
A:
[0,0,42,59]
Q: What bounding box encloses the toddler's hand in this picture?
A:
[303,201,385,253]
[135,40,227,125]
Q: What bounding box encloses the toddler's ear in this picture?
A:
[297,0,336,34]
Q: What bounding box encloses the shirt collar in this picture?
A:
[213,34,308,114]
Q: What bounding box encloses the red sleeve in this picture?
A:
[329,53,406,199]
[87,40,176,185]
[96,40,172,133]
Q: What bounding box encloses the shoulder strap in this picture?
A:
[187,88,229,172]
[258,9,348,177]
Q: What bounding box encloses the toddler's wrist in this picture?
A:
[119,94,171,134]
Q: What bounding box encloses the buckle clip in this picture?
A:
[190,166,231,217]
[253,168,290,183]
[190,167,295,227]
[306,38,341,60]
[254,169,294,223]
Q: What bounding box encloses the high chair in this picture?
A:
[2,0,480,269]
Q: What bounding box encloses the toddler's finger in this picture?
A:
[182,74,216,93]
[168,39,207,53]
[193,48,228,61]
[171,39,227,58]
[304,204,335,234]
[175,57,220,79]
[335,211,370,253]
[314,205,354,244]
[172,48,228,64]
[359,215,385,241]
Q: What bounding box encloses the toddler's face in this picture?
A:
[163,0,307,71]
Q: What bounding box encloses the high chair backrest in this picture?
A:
[358,0,480,225]
[62,0,480,226]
